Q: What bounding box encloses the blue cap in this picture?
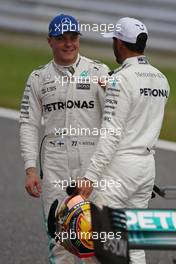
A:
[48,14,80,37]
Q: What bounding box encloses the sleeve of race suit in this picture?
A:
[84,73,132,182]
[19,72,42,170]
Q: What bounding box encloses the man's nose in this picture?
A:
[64,39,72,47]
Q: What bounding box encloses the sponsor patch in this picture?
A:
[43,100,94,112]
[76,83,90,90]
[138,57,148,64]
[140,88,169,98]
[42,86,56,94]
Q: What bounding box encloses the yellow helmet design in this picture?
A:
[56,195,94,258]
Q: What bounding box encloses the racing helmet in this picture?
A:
[55,195,94,258]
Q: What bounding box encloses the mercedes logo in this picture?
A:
[61,17,71,24]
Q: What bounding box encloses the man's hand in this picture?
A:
[25,167,42,198]
[77,177,93,199]
[98,79,107,89]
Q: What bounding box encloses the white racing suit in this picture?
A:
[19,55,109,264]
[84,56,170,264]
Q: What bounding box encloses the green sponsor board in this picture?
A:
[111,209,176,249]
[126,209,176,231]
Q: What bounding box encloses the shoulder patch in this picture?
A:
[92,60,108,71]
[93,59,103,65]
[31,63,49,77]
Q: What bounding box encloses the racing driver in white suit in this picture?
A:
[78,17,170,264]
[19,14,109,264]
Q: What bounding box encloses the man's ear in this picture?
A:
[118,39,124,49]
[119,39,129,52]
[47,36,52,48]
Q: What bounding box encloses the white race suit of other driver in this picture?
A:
[84,56,170,264]
[19,54,109,264]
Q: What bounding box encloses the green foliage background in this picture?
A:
[0,43,175,141]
